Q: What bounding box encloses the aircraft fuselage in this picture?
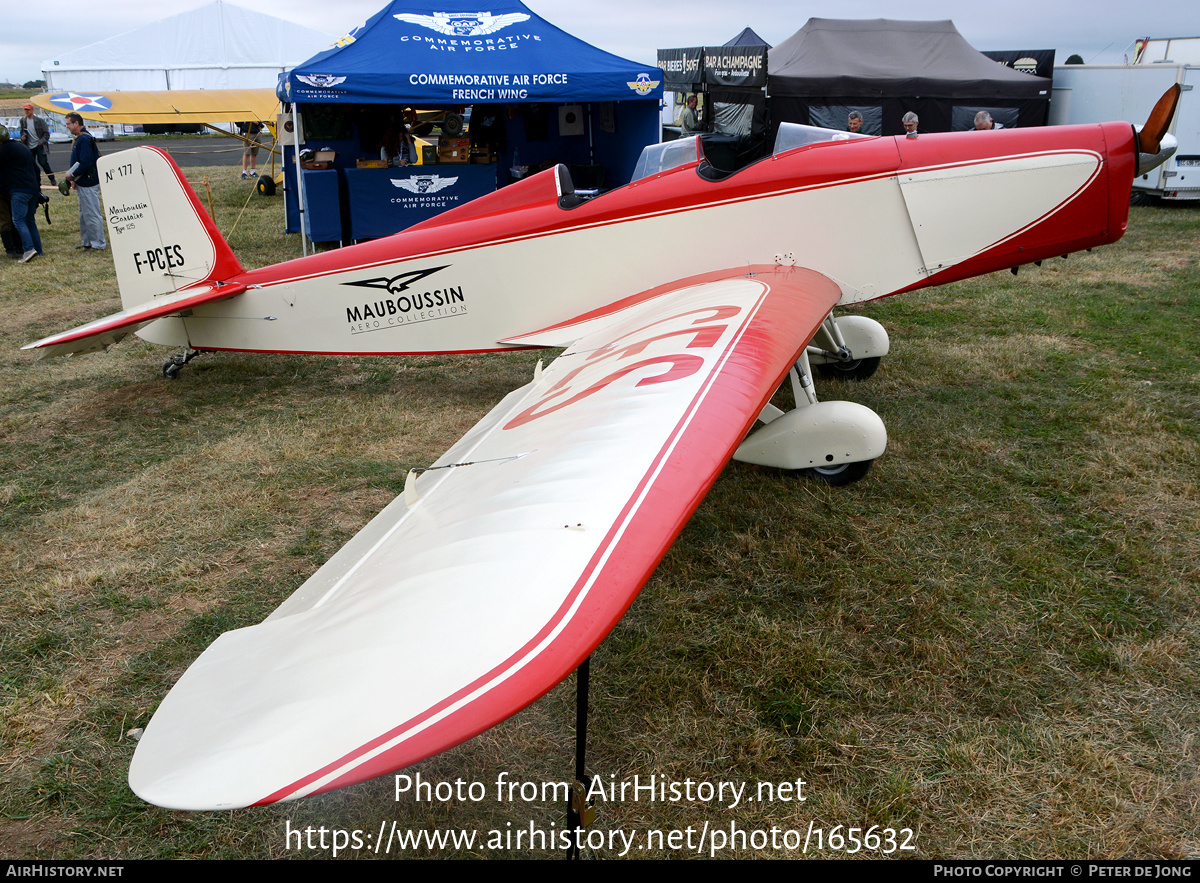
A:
[140,122,1136,356]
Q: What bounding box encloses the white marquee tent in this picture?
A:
[42,1,335,92]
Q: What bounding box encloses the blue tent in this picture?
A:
[278,0,662,243]
[279,0,663,105]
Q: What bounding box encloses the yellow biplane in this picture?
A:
[31,88,284,189]
[30,88,278,133]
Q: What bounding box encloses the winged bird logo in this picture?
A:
[392,175,458,194]
[626,73,661,96]
[297,75,348,89]
[344,266,449,294]
[393,11,530,36]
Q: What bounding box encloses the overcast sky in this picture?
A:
[5,0,1196,86]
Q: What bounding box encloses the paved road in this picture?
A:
[46,136,271,171]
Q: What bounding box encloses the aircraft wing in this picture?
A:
[21,283,247,361]
[128,266,839,809]
[31,89,278,126]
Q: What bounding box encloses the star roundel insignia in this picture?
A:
[49,92,113,112]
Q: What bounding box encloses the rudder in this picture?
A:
[99,147,243,311]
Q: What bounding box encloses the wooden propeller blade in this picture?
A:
[1141,84,1181,155]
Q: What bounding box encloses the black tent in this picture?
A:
[725,27,768,48]
[708,29,769,149]
[768,19,1051,136]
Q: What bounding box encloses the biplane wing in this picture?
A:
[128,265,838,809]
[30,89,279,127]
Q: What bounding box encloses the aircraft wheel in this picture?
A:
[256,174,276,197]
[806,459,873,486]
[816,356,881,381]
[442,113,465,136]
[162,359,182,380]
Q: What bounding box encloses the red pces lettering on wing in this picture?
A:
[504,354,706,429]
[503,304,743,431]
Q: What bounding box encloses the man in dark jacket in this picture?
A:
[0,128,44,262]
[19,104,56,186]
[64,112,106,250]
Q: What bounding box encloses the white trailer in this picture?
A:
[1135,36,1200,65]
[1051,63,1199,201]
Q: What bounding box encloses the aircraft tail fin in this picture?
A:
[99,146,243,311]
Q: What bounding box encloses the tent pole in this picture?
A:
[292,103,308,256]
[587,103,595,166]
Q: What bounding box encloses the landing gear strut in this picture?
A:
[162,349,202,379]
[732,349,887,485]
[806,311,888,381]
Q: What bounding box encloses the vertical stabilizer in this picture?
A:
[100,147,243,311]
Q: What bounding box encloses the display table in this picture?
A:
[300,169,343,243]
[344,164,497,240]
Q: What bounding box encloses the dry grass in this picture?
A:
[0,165,1197,859]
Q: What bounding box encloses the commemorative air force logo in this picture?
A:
[297,75,348,88]
[393,12,530,36]
[392,175,458,194]
[626,73,661,96]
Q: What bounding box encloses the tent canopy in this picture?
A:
[280,0,663,104]
[42,1,334,92]
[725,28,770,48]
[769,18,1045,100]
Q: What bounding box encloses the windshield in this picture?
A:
[631,136,701,182]
[773,123,871,155]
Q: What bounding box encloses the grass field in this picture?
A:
[1,166,1197,859]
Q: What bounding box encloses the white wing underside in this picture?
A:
[128,268,840,809]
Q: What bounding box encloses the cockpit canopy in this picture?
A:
[630,124,871,184]
[771,123,871,153]
[631,137,702,182]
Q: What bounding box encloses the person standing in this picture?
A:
[63,112,106,251]
[0,128,44,262]
[241,120,265,180]
[680,94,701,133]
[19,103,56,186]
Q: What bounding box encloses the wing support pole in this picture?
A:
[565,656,596,860]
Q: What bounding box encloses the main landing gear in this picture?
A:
[162,349,202,379]
[806,311,888,381]
[732,312,890,485]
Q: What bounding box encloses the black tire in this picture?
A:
[815,356,881,381]
[162,360,181,379]
[806,459,873,486]
[256,174,276,196]
[442,113,465,137]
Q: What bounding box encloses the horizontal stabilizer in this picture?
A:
[22,283,246,360]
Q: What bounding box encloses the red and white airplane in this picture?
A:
[24,90,1179,810]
